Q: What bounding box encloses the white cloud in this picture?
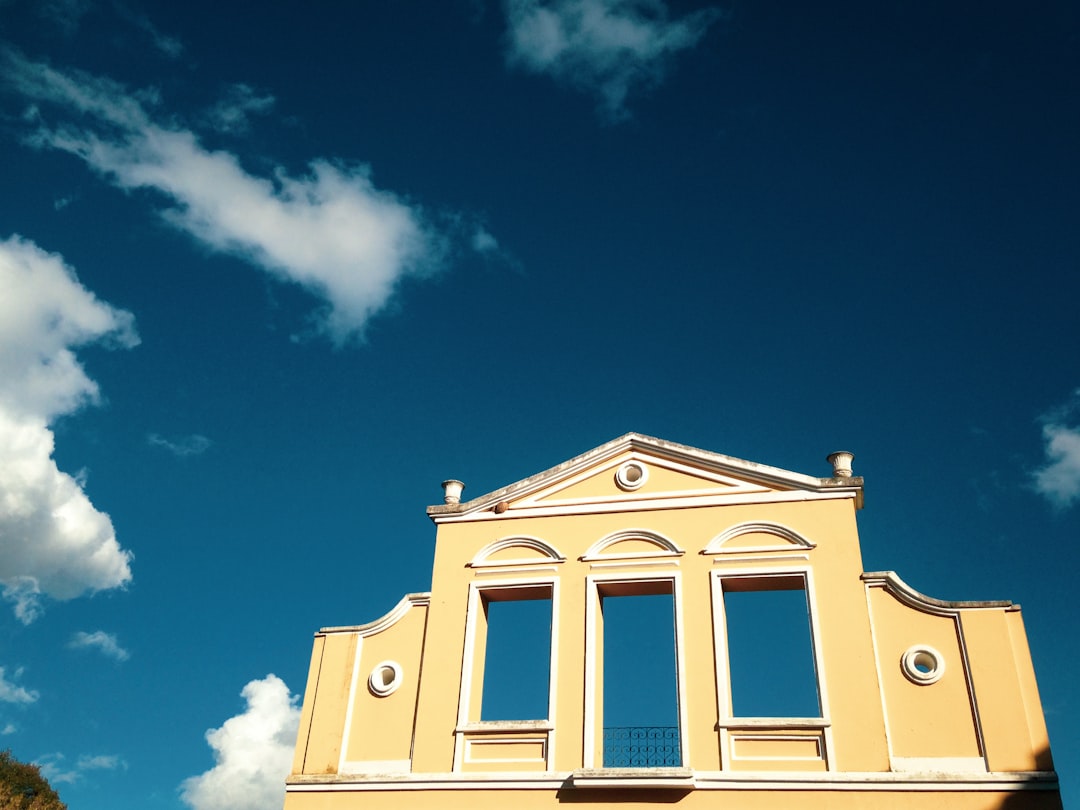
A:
[68,630,131,662]
[148,433,212,458]
[0,235,136,623]
[504,0,721,119]
[5,50,450,345]
[203,83,275,134]
[38,752,125,785]
[0,667,37,705]
[472,227,500,254]
[1033,404,1080,509]
[1,723,16,735]
[180,675,300,810]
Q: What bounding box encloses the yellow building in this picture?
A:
[284,434,1061,809]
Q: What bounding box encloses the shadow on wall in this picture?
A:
[996,744,1063,810]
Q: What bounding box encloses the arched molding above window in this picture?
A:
[703,521,817,555]
[469,536,566,568]
[581,529,684,562]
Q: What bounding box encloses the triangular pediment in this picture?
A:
[428,433,862,522]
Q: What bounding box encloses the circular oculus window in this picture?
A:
[901,645,945,685]
[615,462,648,491]
[368,660,403,696]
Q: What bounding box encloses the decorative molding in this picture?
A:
[427,432,864,522]
[890,757,987,774]
[430,489,860,523]
[581,529,683,561]
[704,521,817,555]
[861,572,1015,616]
[469,536,566,568]
[320,592,430,636]
[287,769,1060,792]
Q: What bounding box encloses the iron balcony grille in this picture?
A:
[602,726,681,768]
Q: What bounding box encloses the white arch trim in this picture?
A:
[469,536,566,568]
[581,529,684,561]
[704,521,817,555]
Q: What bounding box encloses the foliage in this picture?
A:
[0,751,65,810]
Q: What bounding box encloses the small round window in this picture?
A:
[368,660,403,696]
[615,461,648,491]
[901,645,945,685]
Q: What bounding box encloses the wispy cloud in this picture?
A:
[35,0,92,36]
[38,752,126,785]
[0,235,136,623]
[180,675,300,810]
[113,5,184,58]
[203,83,275,134]
[3,50,464,345]
[68,630,131,662]
[503,0,721,119]
[0,668,37,705]
[1032,390,1080,510]
[148,433,212,458]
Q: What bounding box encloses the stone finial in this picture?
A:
[827,451,854,478]
[441,479,465,504]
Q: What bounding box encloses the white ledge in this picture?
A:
[718,717,830,730]
[456,720,553,733]
[570,768,694,789]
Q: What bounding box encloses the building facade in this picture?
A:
[284,434,1060,809]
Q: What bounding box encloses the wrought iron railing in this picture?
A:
[602,726,681,767]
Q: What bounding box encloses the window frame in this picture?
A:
[583,572,688,769]
[454,577,560,771]
[710,565,834,770]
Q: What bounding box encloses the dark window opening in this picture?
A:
[722,580,820,718]
[479,592,552,721]
[601,586,681,767]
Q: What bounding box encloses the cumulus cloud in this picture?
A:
[4,50,450,345]
[504,0,721,119]
[180,675,300,810]
[0,235,136,623]
[148,433,212,458]
[68,630,131,661]
[1032,391,1080,510]
[0,667,37,705]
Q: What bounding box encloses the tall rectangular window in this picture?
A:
[479,589,553,721]
[721,576,820,718]
[599,583,681,767]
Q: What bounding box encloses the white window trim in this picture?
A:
[454,577,560,772]
[583,571,688,770]
[710,566,834,771]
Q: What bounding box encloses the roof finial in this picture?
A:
[827,451,854,478]
[441,479,464,504]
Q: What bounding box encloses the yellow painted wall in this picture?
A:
[286,441,1059,809]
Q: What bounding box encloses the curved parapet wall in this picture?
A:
[291,593,430,778]
[862,572,1051,775]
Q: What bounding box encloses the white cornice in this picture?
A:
[427,433,863,522]
[318,592,430,636]
[287,769,1059,792]
[861,572,1017,615]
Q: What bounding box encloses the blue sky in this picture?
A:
[0,0,1077,807]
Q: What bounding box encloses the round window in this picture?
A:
[901,645,945,685]
[615,462,648,491]
[368,660,403,696]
